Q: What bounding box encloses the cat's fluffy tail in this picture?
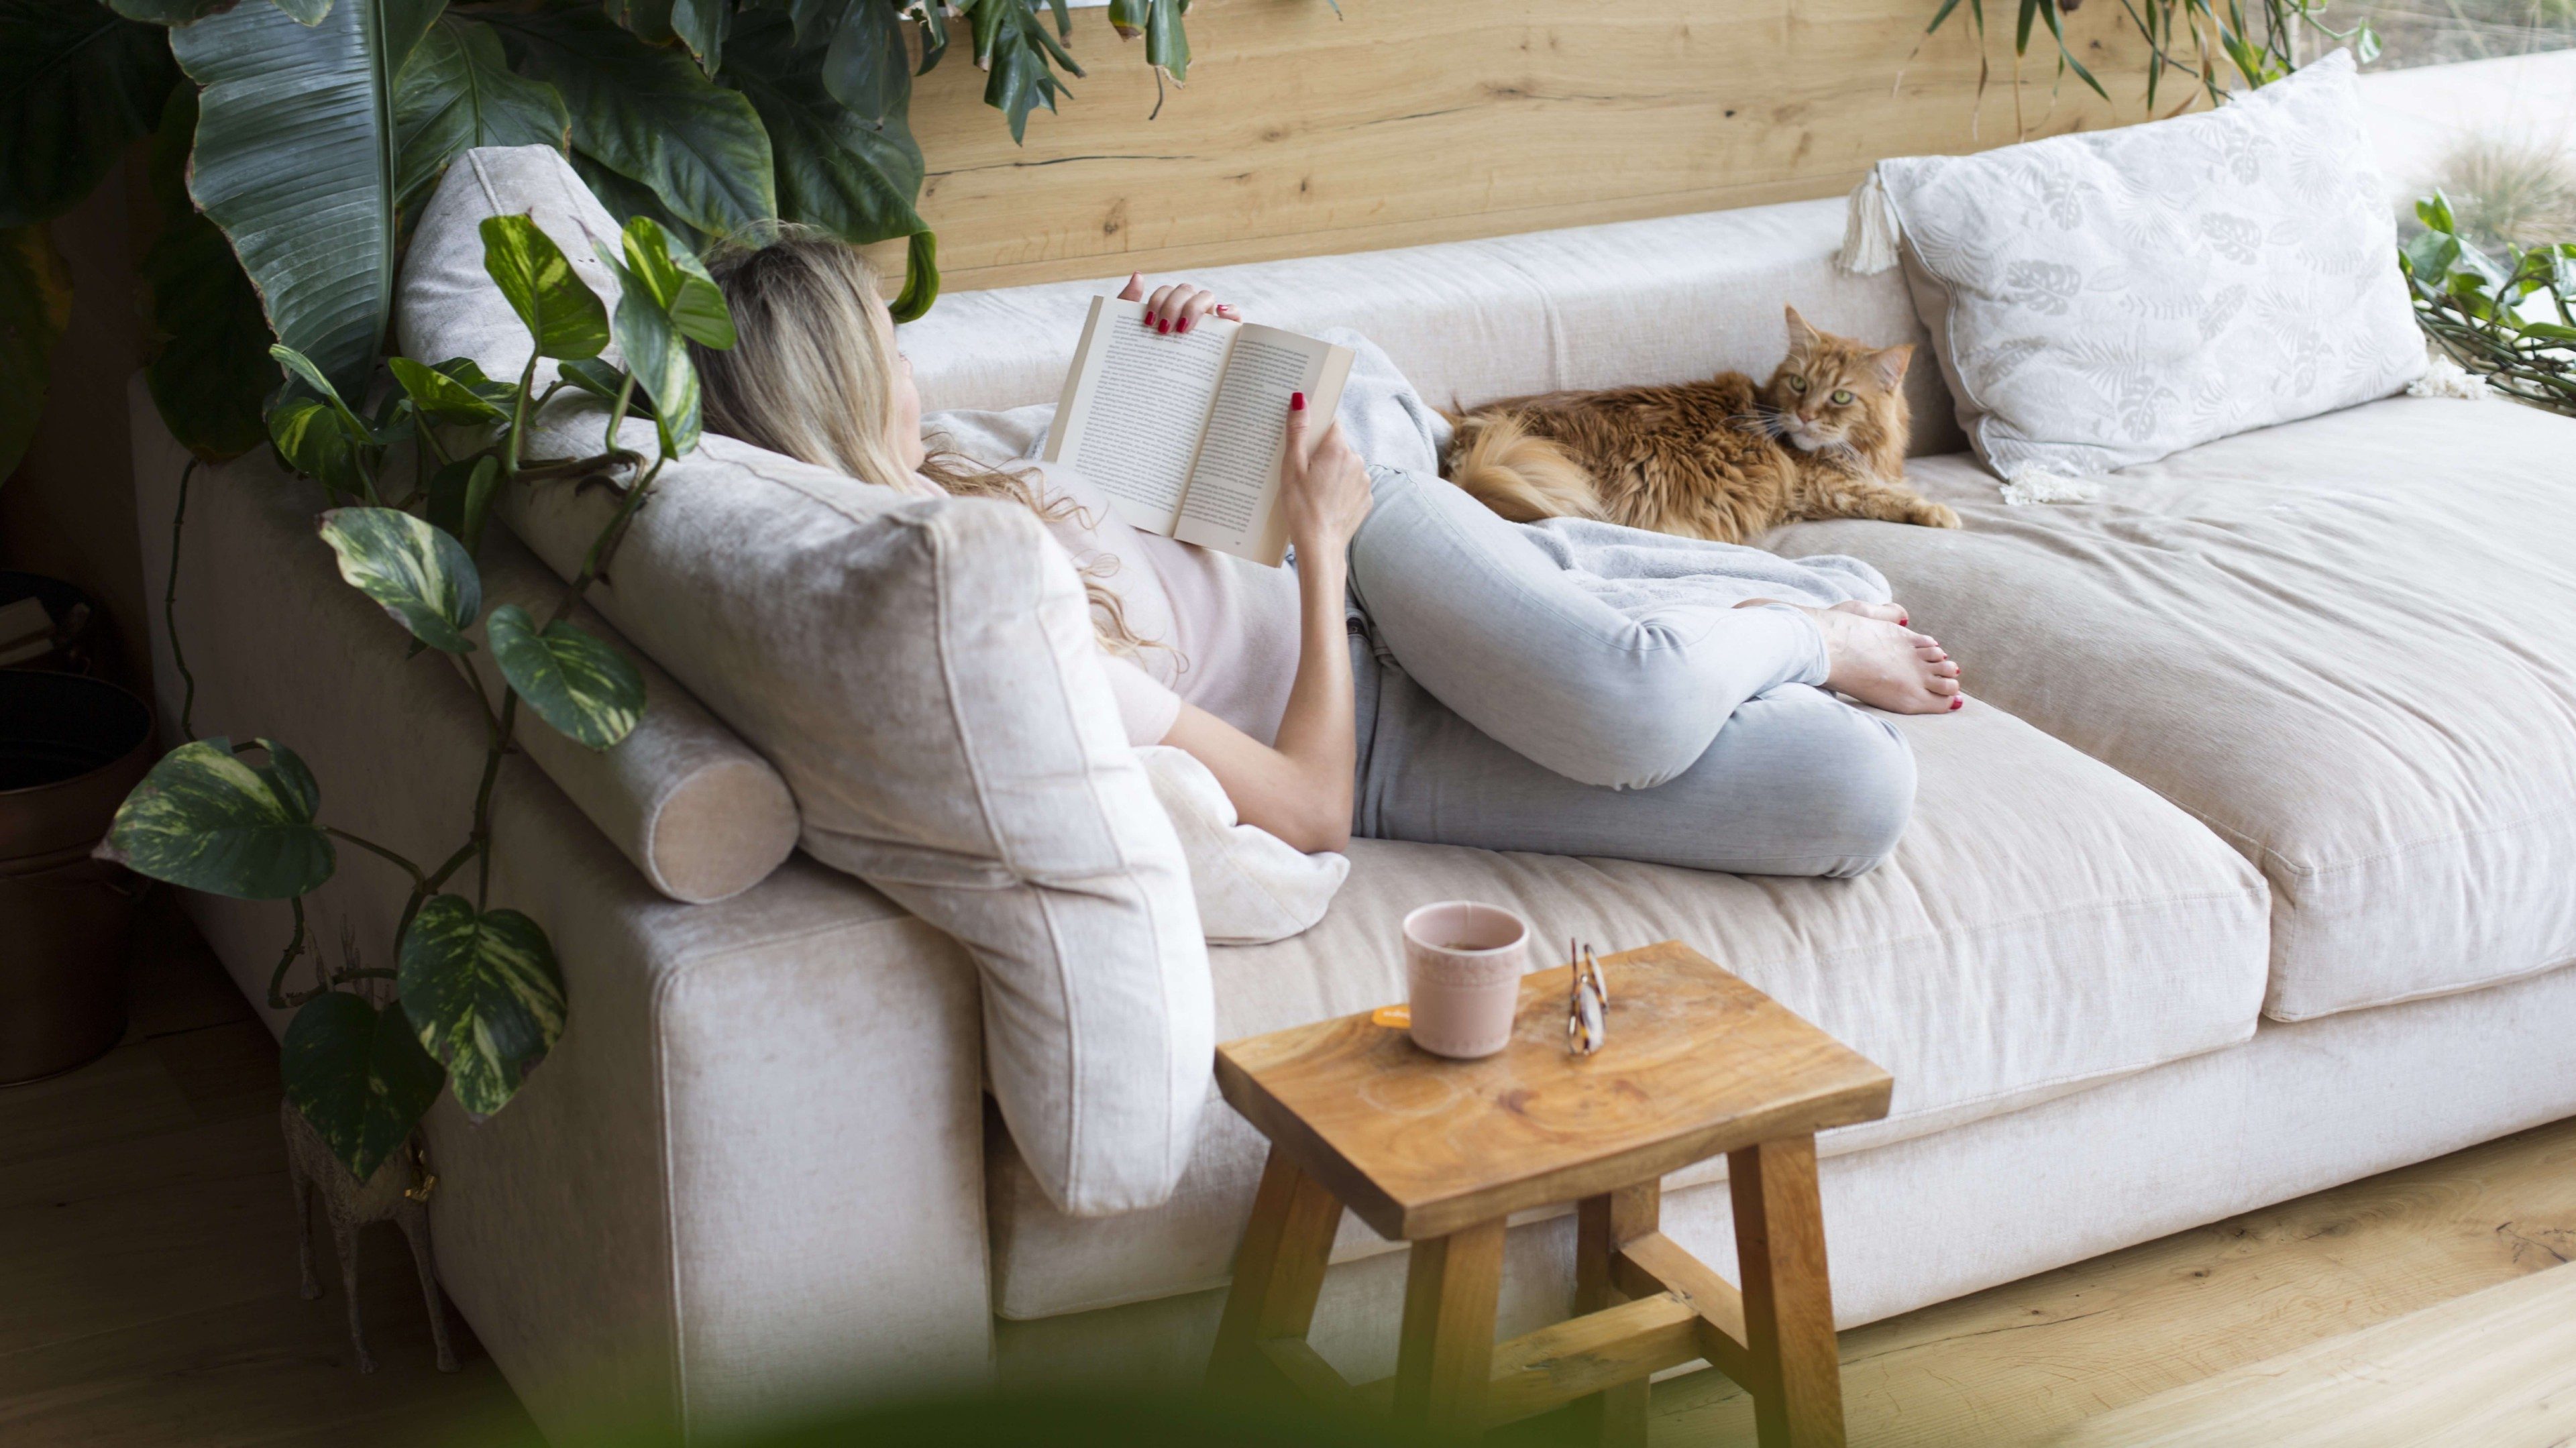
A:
[1443,412,1605,523]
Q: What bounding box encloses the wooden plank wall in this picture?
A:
[873,0,2165,294]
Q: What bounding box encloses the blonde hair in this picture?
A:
[692,227,1152,657]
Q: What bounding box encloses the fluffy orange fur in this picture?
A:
[1444,307,1960,545]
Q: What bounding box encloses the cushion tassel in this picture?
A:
[1838,168,1902,276]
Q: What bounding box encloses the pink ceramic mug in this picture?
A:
[1403,901,1530,1059]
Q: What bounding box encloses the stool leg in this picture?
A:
[1393,1217,1507,1435]
[1210,1146,1344,1395]
[1574,1182,1662,1446]
[1728,1134,1844,1448]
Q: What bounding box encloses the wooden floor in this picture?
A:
[7,899,2575,1447]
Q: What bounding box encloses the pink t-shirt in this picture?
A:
[1029,463,1303,746]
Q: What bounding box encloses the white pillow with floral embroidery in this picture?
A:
[1858,50,2423,484]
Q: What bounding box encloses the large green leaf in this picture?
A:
[591,243,701,454]
[0,1,176,227]
[672,0,730,74]
[478,212,609,361]
[97,737,336,899]
[724,8,928,260]
[570,152,706,256]
[486,4,775,238]
[387,355,505,423]
[486,604,645,750]
[171,0,429,404]
[613,217,733,348]
[423,453,501,551]
[283,992,446,1182]
[818,0,909,124]
[392,15,571,214]
[268,396,374,497]
[139,85,274,464]
[397,895,567,1119]
[317,506,483,653]
[0,224,70,484]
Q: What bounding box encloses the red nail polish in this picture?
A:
[1157,319,1171,334]
[1141,313,1153,327]
[1176,319,1190,333]
[1291,392,1306,411]
[1949,697,1964,711]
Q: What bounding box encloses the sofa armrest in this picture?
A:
[128,384,994,1442]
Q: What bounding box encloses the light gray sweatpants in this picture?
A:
[1326,335,1916,878]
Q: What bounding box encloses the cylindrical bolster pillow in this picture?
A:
[457,526,800,904]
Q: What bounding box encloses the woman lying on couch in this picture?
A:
[690,237,1964,877]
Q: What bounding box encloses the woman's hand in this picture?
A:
[1117,272,1239,335]
[1278,394,1372,559]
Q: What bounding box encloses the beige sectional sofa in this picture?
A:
[129,162,2576,1441]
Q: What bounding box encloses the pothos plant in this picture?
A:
[95,213,722,1182]
[0,0,1203,483]
[2402,191,2576,418]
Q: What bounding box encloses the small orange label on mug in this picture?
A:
[1371,1005,1411,1028]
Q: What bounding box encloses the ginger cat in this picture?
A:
[1444,307,1960,545]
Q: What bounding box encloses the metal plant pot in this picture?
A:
[0,669,155,1084]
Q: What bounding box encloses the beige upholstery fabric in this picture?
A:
[459,528,800,903]
[998,955,2576,1386]
[989,703,2270,1319]
[129,396,993,1440]
[1778,396,2576,1021]
[402,146,1216,1217]
[896,197,1967,458]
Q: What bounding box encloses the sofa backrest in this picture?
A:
[897,196,1967,458]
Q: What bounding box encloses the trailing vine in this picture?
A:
[100,214,732,1181]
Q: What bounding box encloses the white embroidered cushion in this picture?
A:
[1870,50,2423,482]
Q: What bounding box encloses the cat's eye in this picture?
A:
[1831,389,1854,404]
[1788,376,1807,392]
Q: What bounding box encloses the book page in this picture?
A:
[1042,296,1238,535]
[1173,328,1355,565]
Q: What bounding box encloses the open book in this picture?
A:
[1042,296,1355,565]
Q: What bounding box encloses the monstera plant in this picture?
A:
[99,213,716,1180]
[0,0,1201,481]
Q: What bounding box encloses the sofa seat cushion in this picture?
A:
[1774,395,2576,1023]
[987,703,2269,1320]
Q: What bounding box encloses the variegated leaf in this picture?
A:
[316,507,483,654]
[478,213,610,361]
[282,991,445,1182]
[95,737,335,899]
[398,895,568,1119]
[486,604,645,750]
[387,355,507,424]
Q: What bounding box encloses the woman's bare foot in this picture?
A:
[1803,606,1963,714]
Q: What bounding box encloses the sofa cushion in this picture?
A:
[896,197,1967,458]
[1872,49,2422,482]
[398,147,1214,1217]
[987,702,2270,1319]
[1776,395,2576,1021]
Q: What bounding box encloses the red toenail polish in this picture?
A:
[1950,697,1964,710]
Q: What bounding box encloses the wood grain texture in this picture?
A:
[1617,1230,1754,1383]
[1485,1291,1707,1427]
[1576,1183,1664,1445]
[1393,1217,1509,1431]
[2038,1264,2576,1447]
[1208,1146,1345,1394]
[1214,941,1892,1241]
[1729,1136,1845,1448]
[878,0,2162,293]
[1652,1117,2576,1448]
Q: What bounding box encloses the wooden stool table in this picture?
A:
[1207,940,1892,1446]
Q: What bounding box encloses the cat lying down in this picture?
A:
[1443,306,1962,545]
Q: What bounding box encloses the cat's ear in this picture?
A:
[1784,304,1821,355]
[1870,343,1915,391]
